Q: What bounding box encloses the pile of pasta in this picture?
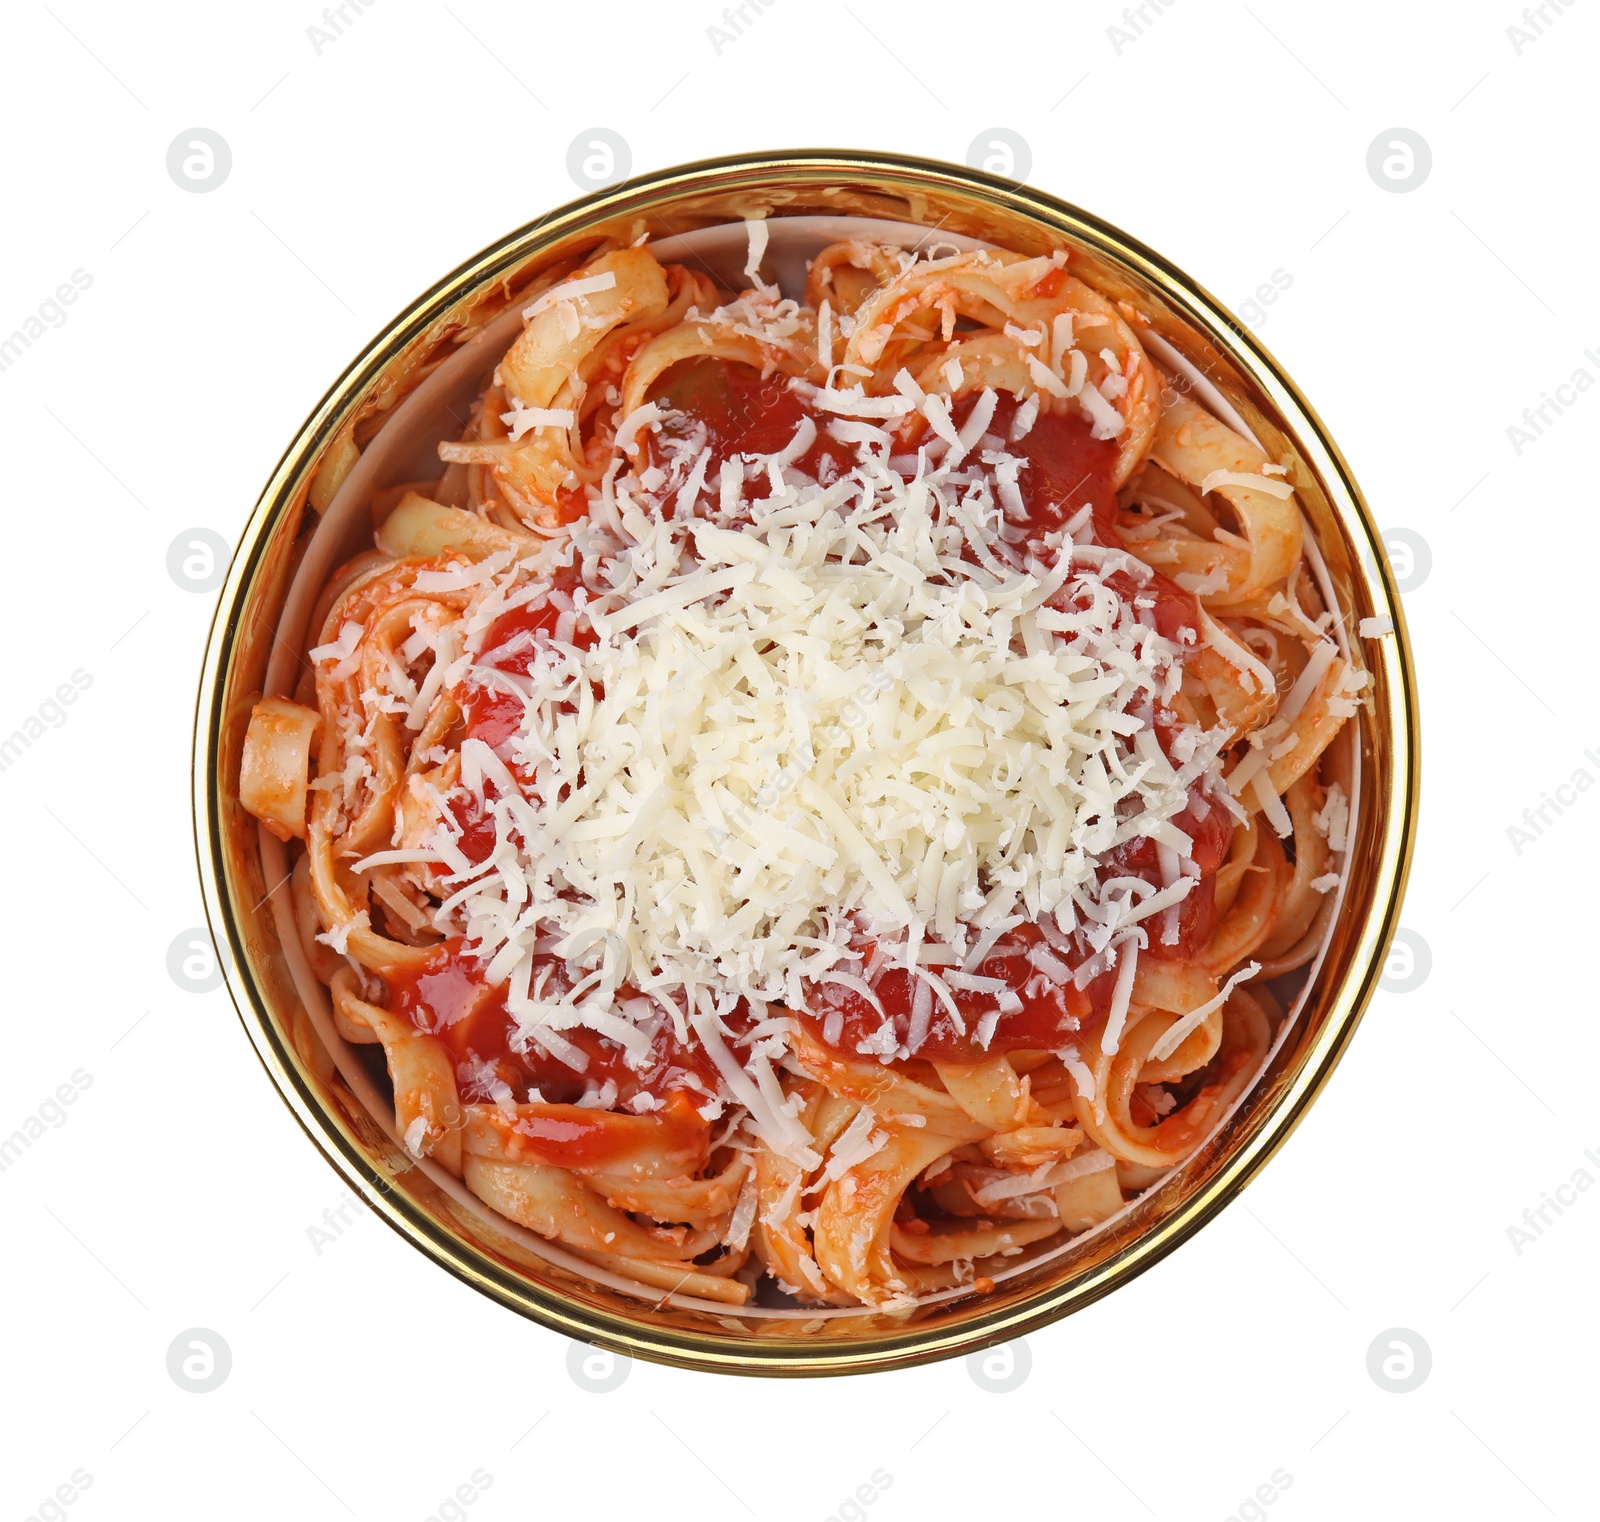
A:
[241,231,1363,1310]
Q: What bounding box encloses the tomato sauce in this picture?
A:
[1009,401,1122,542]
[445,571,599,861]
[384,938,724,1116]
[645,357,855,501]
[457,609,553,755]
[1032,266,1069,299]
[1009,406,1199,644]
[798,922,1102,1063]
[797,776,1232,1064]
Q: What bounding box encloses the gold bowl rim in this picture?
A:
[193,148,1419,1376]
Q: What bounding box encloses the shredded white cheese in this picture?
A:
[523,270,616,320]
[418,379,1236,1148]
[1146,962,1261,1063]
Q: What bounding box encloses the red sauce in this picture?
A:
[1003,396,1201,644]
[1007,401,1122,541]
[447,602,534,863]
[798,922,1101,1063]
[448,569,597,859]
[551,484,590,526]
[796,775,1230,1064]
[1032,266,1069,299]
[645,357,855,500]
[937,390,1198,640]
[384,938,725,1116]
[1102,563,1200,646]
[456,573,595,746]
[444,789,500,867]
[458,685,523,753]
[1098,709,1233,962]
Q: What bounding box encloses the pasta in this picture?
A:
[242,227,1365,1311]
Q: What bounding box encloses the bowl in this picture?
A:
[193,149,1418,1375]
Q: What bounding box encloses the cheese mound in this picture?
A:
[426,389,1231,1132]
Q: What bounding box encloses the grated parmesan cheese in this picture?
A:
[417,379,1237,1141]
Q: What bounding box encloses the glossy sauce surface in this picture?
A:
[448,582,595,862]
[798,921,1098,1063]
[645,357,855,496]
[384,938,723,1164]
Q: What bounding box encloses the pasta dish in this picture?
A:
[240,225,1364,1309]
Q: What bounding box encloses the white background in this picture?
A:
[1,1,1592,1518]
